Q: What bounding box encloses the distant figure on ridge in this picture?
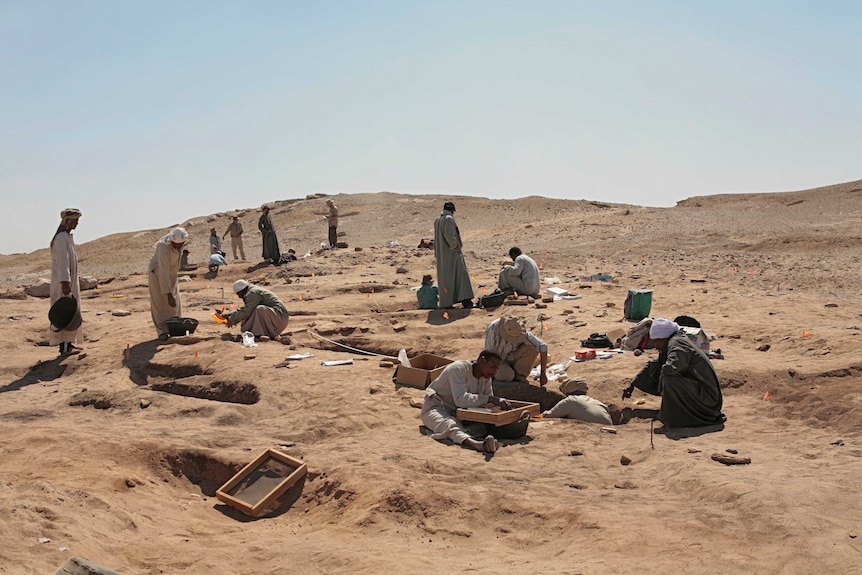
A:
[498,246,541,299]
[223,216,246,260]
[325,199,338,248]
[258,204,281,264]
[49,208,84,355]
[209,227,224,256]
[622,318,725,429]
[433,201,474,308]
[148,227,189,341]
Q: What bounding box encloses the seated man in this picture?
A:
[224,279,289,339]
[622,318,725,429]
[484,316,548,386]
[179,249,199,271]
[417,274,438,309]
[421,350,512,454]
[498,246,541,298]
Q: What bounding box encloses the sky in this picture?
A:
[2,0,860,254]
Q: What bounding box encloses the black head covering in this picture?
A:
[443,201,456,212]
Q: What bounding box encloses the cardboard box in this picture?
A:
[394,353,454,388]
[457,400,541,426]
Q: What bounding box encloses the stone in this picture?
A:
[710,453,751,465]
[259,336,270,342]
[392,323,407,332]
[756,344,771,352]
[24,279,51,298]
[140,399,151,409]
[535,303,548,309]
[379,360,394,368]
[396,267,408,274]
[111,310,132,317]
[620,455,632,466]
[79,276,99,290]
[825,302,838,307]
[569,450,584,457]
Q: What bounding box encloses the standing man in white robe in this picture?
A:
[148,227,189,341]
[50,208,83,355]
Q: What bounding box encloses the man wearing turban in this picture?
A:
[622,318,725,428]
[148,227,189,340]
[50,208,83,355]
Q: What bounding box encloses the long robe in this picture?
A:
[631,332,724,428]
[498,254,541,298]
[49,231,83,346]
[258,213,281,262]
[148,239,183,337]
[434,210,474,308]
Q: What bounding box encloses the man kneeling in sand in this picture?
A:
[421,350,512,454]
[222,279,289,339]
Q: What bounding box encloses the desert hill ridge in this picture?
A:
[1,178,861,574]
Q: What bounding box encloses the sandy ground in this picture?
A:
[1,182,861,574]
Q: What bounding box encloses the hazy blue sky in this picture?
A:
[2,1,860,254]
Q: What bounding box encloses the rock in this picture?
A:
[687,448,701,454]
[614,481,637,489]
[569,450,584,457]
[633,349,643,356]
[831,439,844,446]
[379,360,394,368]
[711,453,751,465]
[244,354,256,360]
[369,387,381,394]
[111,310,132,317]
[354,247,363,251]
[392,323,407,332]
[396,267,408,274]
[756,344,771,352]
[24,279,51,298]
[542,296,555,303]
[140,399,151,409]
[535,303,548,309]
[620,455,632,466]
[825,302,838,307]
[726,448,738,454]
[79,276,98,290]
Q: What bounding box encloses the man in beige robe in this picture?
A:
[50,208,83,355]
[148,227,189,340]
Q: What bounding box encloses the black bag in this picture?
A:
[478,290,507,310]
[581,333,613,348]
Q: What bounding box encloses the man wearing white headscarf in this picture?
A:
[148,227,189,340]
[622,318,724,428]
[223,279,289,338]
[50,208,84,355]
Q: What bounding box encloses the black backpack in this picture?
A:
[478,290,508,310]
[581,333,613,348]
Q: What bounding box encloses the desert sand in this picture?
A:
[1,181,861,574]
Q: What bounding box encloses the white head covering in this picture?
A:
[649,318,679,339]
[155,227,189,247]
[233,279,250,294]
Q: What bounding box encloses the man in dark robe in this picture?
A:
[622,318,724,428]
[258,205,281,264]
[433,201,474,308]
